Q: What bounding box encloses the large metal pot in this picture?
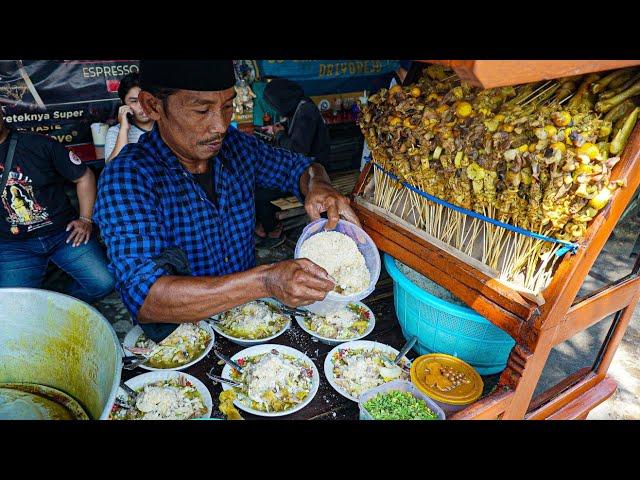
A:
[0,288,122,419]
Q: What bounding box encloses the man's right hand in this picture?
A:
[117,105,132,128]
[263,259,335,307]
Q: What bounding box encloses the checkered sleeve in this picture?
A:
[248,131,315,201]
[94,157,171,322]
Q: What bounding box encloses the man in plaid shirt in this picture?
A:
[94,60,360,341]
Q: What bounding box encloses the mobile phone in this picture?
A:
[120,101,134,124]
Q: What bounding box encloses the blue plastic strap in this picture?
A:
[365,156,579,255]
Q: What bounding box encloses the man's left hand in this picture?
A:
[304,179,361,230]
[65,219,93,247]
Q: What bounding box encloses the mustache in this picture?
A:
[197,134,226,145]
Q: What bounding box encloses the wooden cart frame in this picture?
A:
[350,61,640,419]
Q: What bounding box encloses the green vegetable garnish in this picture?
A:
[363,391,439,420]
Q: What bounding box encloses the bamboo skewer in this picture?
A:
[441,211,458,244]
[407,190,421,228]
[460,217,475,250]
[454,212,464,250]
[516,81,553,106]
[482,207,493,264]
[487,221,506,268]
[466,219,482,257]
[502,232,521,276]
[559,93,574,105]
[399,188,410,220]
[523,83,561,108]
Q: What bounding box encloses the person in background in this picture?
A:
[104,72,155,162]
[0,108,115,303]
[256,78,331,248]
[250,80,275,128]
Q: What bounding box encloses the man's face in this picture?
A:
[140,87,235,163]
[124,86,150,123]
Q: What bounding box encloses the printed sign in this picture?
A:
[255,60,399,96]
[0,60,139,160]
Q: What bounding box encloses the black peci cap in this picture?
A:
[139,60,236,91]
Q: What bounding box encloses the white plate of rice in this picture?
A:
[294,302,375,345]
[219,344,319,417]
[109,371,212,420]
[122,321,215,371]
[209,299,291,346]
[324,340,412,402]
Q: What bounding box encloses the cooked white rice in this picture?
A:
[299,231,370,296]
[134,383,205,420]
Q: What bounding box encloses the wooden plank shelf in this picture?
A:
[418,60,640,88]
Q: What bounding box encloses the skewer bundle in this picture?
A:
[359,65,639,293]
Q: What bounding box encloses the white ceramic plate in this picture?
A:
[220,344,319,417]
[209,298,290,347]
[112,370,212,419]
[294,302,375,346]
[324,340,412,402]
[122,321,215,371]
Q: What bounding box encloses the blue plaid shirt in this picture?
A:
[94,125,314,322]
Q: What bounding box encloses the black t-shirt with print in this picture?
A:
[0,130,87,240]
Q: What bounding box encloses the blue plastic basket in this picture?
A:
[384,254,515,375]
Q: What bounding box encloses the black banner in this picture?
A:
[0,60,139,160]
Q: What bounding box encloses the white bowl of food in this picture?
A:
[324,340,412,402]
[123,321,215,371]
[209,299,290,347]
[294,302,375,346]
[219,344,319,417]
[294,219,381,316]
[109,370,212,420]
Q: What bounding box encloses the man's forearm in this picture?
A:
[299,163,331,197]
[138,264,273,323]
[75,169,97,219]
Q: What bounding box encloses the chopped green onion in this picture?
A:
[363,390,439,420]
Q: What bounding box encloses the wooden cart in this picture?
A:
[350,60,640,419]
